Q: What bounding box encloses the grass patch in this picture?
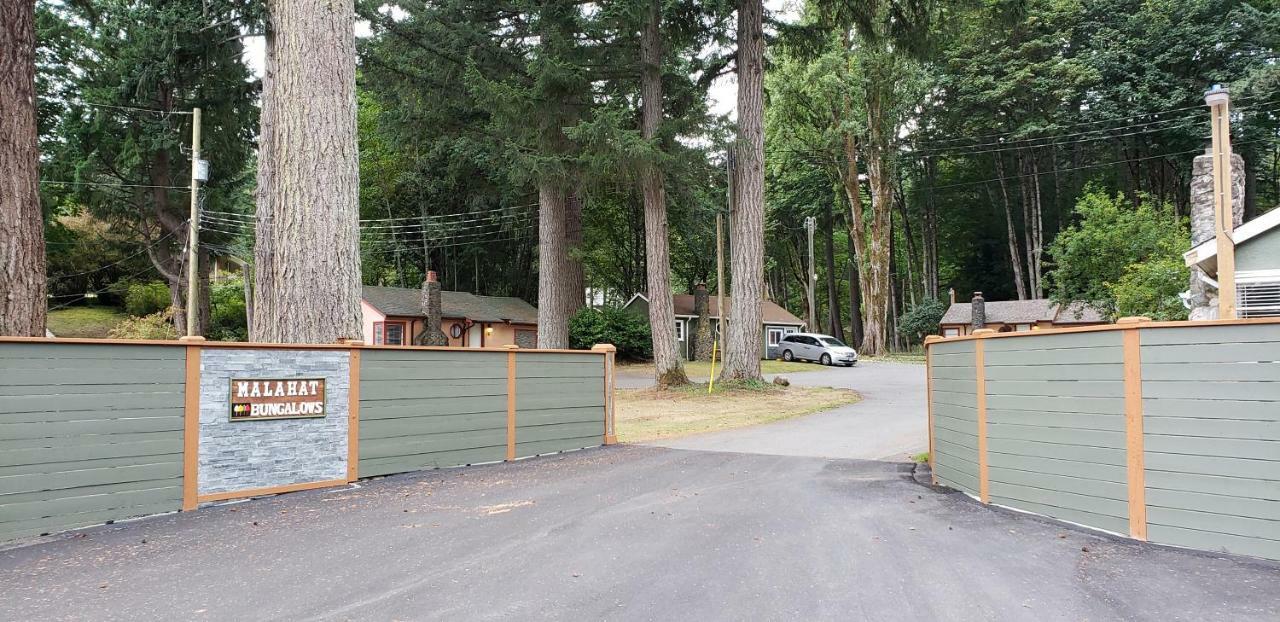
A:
[46,306,129,338]
[616,383,861,443]
[911,452,930,463]
[620,358,820,378]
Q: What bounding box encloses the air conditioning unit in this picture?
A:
[1237,271,1280,318]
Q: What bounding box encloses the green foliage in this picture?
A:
[898,298,948,341]
[1046,190,1190,318]
[208,280,248,341]
[1110,256,1190,321]
[123,281,171,317]
[568,307,652,361]
[108,309,179,340]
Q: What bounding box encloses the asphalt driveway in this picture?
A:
[631,360,929,461]
[2,445,1278,621]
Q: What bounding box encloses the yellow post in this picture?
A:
[707,338,718,394]
[1206,85,1236,319]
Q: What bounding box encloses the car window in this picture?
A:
[781,335,796,343]
[800,336,816,345]
[820,337,847,347]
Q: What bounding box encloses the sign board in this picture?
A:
[229,378,326,421]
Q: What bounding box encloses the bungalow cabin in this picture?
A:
[621,287,807,360]
[360,285,538,348]
[1184,207,1280,318]
[939,292,1107,337]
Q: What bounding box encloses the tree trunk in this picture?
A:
[721,0,765,381]
[536,181,570,348]
[860,85,893,357]
[0,0,45,337]
[847,233,864,349]
[563,187,585,317]
[993,156,1027,300]
[252,0,362,343]
[1029,154,1045,298]
[639,0,687,387]
[824,199,844,341]
[922,157,939,299]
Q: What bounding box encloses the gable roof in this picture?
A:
[1185,207,1280,274]
[626,292,805,326]
[941,299,1106,326]
[362,286,538,324]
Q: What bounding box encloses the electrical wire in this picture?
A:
[46,224,187,282]
[40,180,190,191]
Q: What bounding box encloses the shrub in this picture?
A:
[208,279,249,341]
[568,306,652,360]
[898,298,948,342]
[124,281,171,317]
[1109,256,1190,321]
[109,309,178,340]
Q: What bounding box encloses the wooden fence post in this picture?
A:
[972,328,995,504]
[1118,316,1150,540]
[592,344,618,445]
[346,341,363,482]
[179,336,205,511]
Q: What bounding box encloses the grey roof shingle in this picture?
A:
[362,286,538,324]
[940,299,1106,326]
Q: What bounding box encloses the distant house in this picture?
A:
[1184,207,1280,318]
[360,285,538,348]
[939,292,1107,337]
[622,286,807,360]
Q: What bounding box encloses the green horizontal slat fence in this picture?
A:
[0,342,186,542]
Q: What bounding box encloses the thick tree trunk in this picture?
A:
[823,199,844,341]
[1029,154,1045,298]
[847,233,864,349]
[860,85,893,357]
[252,0,362,343]
[0,0,46,337]
[639,0,687,387]
[564,187,585,317]
[922,157,939,300]
[536,181,570,348]
[721,0,765,380]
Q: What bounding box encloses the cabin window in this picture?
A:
[374,321,407,346]
[675,320,685,342]
[943,327,960,337]
[767,327,785,345]
[1014,323,1033,332]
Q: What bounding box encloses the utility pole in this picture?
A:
[185,107,203,337]
[1205,85,1236,319]
[805,215,816,330]
[718,151,733,342]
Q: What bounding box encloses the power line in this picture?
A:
[46,224,186,282]
[41,180,190,191]
[80,102,195,116]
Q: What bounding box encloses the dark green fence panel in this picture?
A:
[514,352,605,457]
[0,342,186,541]
[358,350,509,477]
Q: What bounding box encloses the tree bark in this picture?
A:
[252,0,362,343]
[0,0,46,337]
[563,187,585,317]
[721,0,765,381]
[823,199,844,341]
[847,233,864,349]
[922,157,939,300]
[639,0,687,387]
[860,84,893,357]
[536,181,570,348]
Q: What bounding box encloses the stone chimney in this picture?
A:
[971,291,986,330]
[949,288,956,306]
[419,271,449,346]
[1187,148,1246,320]
[693,283,713,361]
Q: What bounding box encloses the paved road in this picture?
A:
[629,361,928,461]
[2,446,1277,621]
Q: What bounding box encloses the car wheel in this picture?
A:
[820,353,832,366]
[782,349,794,362]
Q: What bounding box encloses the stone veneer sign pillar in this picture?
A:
[197,348,350,498]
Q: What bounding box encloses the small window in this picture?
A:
[373,322,384,345]
[943,328,960,337]
[675,320,685,341]
[767,327,785,345]
[1014,323,1033,332]
[384,322,405,346]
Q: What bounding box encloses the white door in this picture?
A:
[467,323,482,348]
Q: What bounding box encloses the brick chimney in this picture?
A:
[971,291,986,330]
[420,271,449,346]
[693,283,713,360]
